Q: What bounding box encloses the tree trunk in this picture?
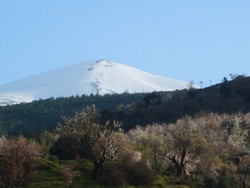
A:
[91,161,104,180]
[242,172,247,188]
[183,166,187,179]
[175,150,187,178]
[176,166,182,177]
[168,155,182,177]
[154,153,159,172]
[92,162,100,180]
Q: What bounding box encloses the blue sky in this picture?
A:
[0,1,249,87]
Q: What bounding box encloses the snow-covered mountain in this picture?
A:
[0,60,189,105]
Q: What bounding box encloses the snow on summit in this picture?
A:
[0,60,189,105]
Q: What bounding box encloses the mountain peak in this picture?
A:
[0,60,189,105]
[95,59,110,63]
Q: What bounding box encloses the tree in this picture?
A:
[164,116,203,178]
[143,92,162,107]
[220,82,233,98]
[217,167,239,188]
[238,155,250,188]
[194,113,250,186]
[37,131,58,158]
[55,105,123,180]
[187,81,195,90]
[145,125,167,172]
[128,124,167,172]
[192,113,227,182]
[0,136,40,188]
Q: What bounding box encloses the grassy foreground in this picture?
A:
[25,159,190,188]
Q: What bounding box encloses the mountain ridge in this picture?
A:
[0,60,188,105]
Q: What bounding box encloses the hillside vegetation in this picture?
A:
[123,76,250,128]
[0,93,147,136]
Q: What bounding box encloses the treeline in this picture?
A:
[0,92,148,136]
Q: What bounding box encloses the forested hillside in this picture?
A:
[123,75,250,129]
[0,93,148,136]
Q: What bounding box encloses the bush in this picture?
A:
[100,164,127,187]
[203,177,217,188]
[217,167,239,188]
[126,162,156,186]
[0,136,40,187]
[100,161,156,187]
[61,164,80,186]
[50,136,87,160]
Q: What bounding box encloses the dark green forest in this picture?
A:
[0,92,147,136]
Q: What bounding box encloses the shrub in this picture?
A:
[0,136,40,187]
[126,161,156,186]
[100,163,127,187]
[217,167,239,188]
[61,164,80,187]
[100,161,156,187]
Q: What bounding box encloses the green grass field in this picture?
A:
[25,159,190,188]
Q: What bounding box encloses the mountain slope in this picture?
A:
[0,60,188,105]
